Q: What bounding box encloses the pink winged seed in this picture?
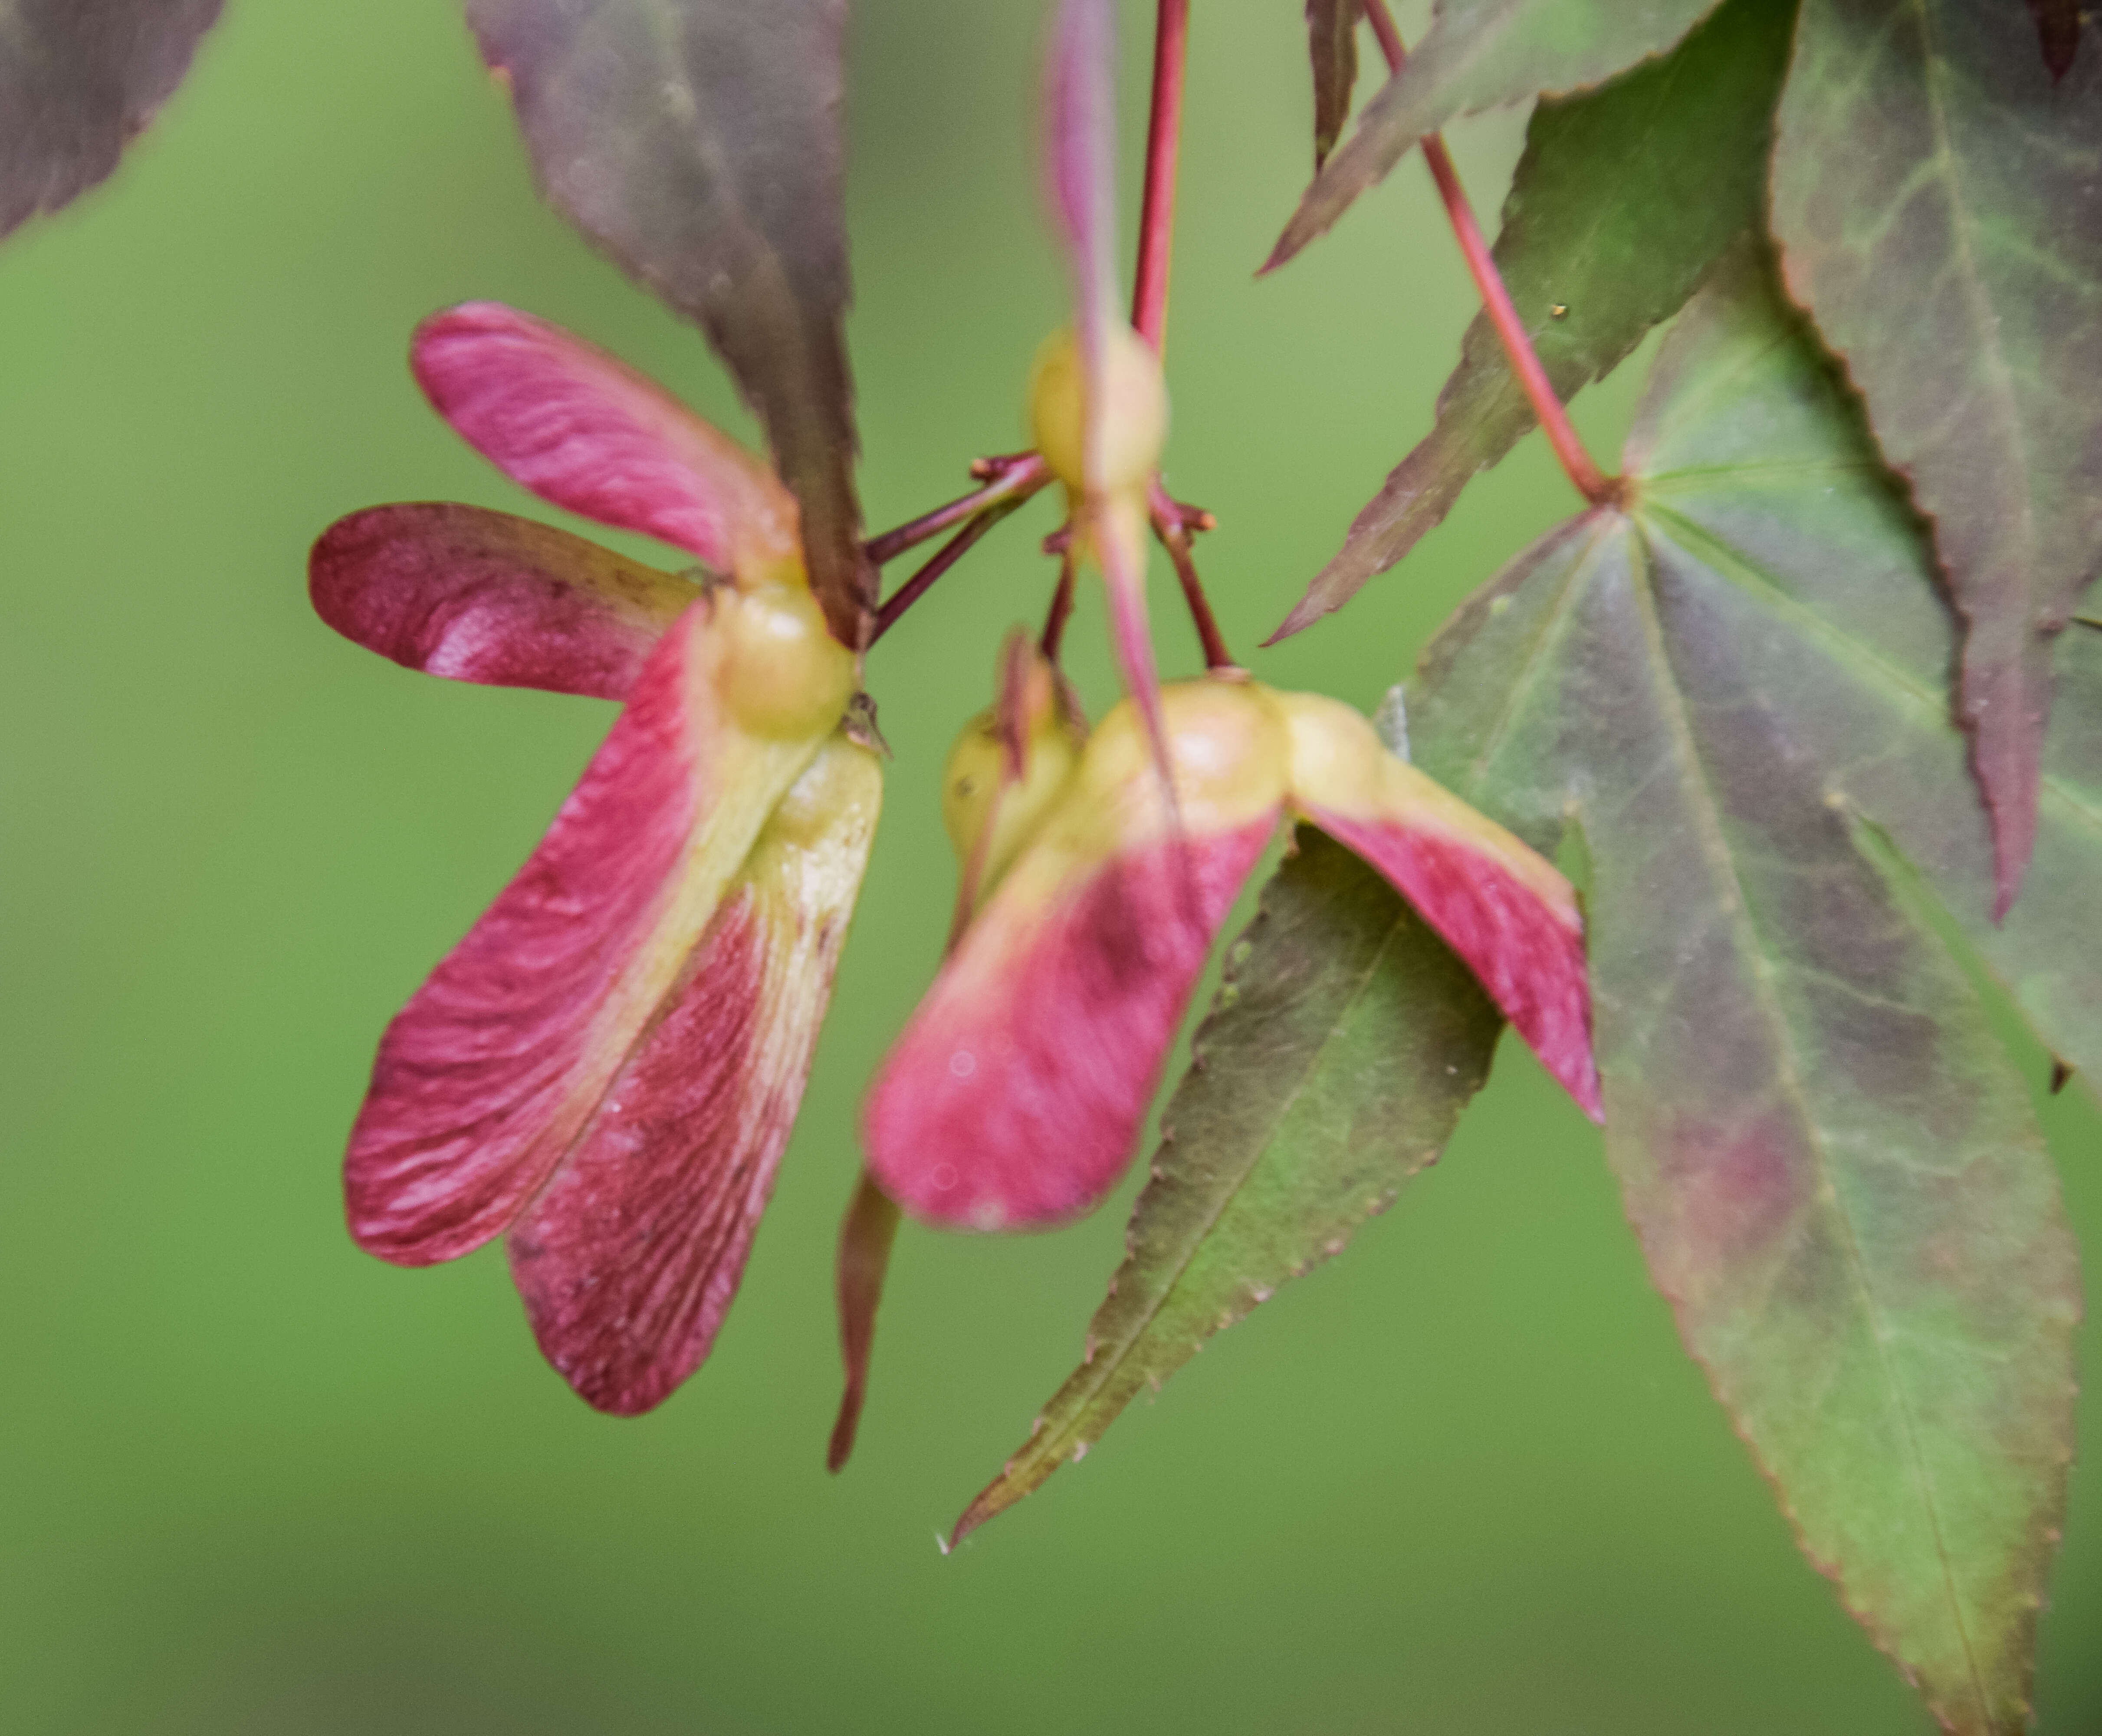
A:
[507,894,832,1414]
[505,891,775,1414]
[506,734,880,1414]
[412,302,800,580]
[1276,691,1601,1121]
[310,502,696,701]
[865,818,1278,1231]
[1304,812,1602,1121]
[343,606,713,1265]
[1042,0,1175,787]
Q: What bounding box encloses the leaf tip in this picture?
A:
[1958,668,2040,923]
[1987,802,2036,925]
[946,1494,997,1552]
[824,1401,860,1475]
[828,1171,899,1475]
[1262,595,1324,647]
[1256,229,1301,279]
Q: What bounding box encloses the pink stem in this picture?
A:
[1362,0,1614,505]
[1131,0,1189,353]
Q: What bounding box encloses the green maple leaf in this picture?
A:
[1770,0,2102,907]
[1267,0,1725,271]
[1271,0,1794,639]
[1408,249,2086,1736]
[953,824,1502,1544]
[965,248,2091,1735]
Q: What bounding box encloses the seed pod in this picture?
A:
[867,674,1604,1235]
[942,633,1089,930]
[1029,323,1169,500]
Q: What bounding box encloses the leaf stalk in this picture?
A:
[869,494,1031,644]
[1150,481,1235,671]
[1040,546,1079,662]
[1132,0,1238,670]
[1132,0,1190,353]
[1361,0,1616,506]
[864,454,1047,567]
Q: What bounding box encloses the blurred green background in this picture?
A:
[1,2,2095,1731]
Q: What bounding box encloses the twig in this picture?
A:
[869,497,1028,644]
[864,455,1048,567]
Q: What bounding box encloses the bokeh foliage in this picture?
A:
[0,2,2097,1732]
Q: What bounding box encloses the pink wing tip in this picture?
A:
[1559,1032,1606,1125]
[342,1191,483,1270]
[409,299,534,392]
[407,299,798,579]
[308,502,686,702]
[1310,809,1603,1126]
[1045,0,1117,277]
[502,896,792,1420]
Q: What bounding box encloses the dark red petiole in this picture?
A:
[868,494,1032,644]
[1130,0,1239,672]
[864,454,1048,567]
[1154,516,1234,673]
[1361,0,1615,506]
[1040,546,1079,663]
[1148,479,1234,671]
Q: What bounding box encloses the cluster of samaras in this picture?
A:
[311,299,1600,1435]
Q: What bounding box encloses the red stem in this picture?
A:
[1149,479,1233,670]
[1131,0,1238,672]
[1040,548,1079,663]
[1156,519,1234,671]
[1362,0,1614,506]
[869,499,1025,644]
[865,455,1046,566]
[1131,0,1189,352]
